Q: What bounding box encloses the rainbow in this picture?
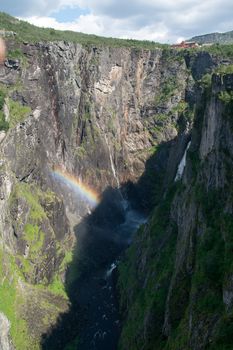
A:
[51,166,100,207]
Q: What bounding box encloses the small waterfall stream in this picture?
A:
[175,141,191,181]
[104,134,121,189]
[96,120,124,200]
[103,133,128,211]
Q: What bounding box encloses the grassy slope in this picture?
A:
[0,180,72,349]
[0,12,166,49]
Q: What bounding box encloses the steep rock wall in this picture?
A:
[0,37,228,349]
[118,73,233,349]
[1,41,194,213]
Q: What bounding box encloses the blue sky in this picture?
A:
[51,6,90,23]
[1,0,233,43]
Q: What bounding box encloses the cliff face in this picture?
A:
[8,42,189,195]
[1,41,223,212]
[118,73,233,349]
[0,40,193,348]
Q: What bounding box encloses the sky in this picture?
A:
[1,0,233,43]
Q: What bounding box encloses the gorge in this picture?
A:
[0,12,233,350]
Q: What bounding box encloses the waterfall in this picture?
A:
[103,134,129,208]
[95,121,126,206]
[105,262,117,278]
[175,141,191,181]
[95,120,120,188]
[104,134,120,189]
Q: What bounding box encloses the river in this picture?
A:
[74,203,146,350]
[41,199,146,350]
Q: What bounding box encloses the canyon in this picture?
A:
[0,13,233,350]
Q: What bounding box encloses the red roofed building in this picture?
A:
[172,41,199,49]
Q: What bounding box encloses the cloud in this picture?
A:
[23,14,104,36]
[21,15,171,42]
[1,0,62,16]
[4,0,233,42]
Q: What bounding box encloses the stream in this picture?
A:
[41,198,146,350]
[75,203,146,350]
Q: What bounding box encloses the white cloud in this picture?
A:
[22,15,172,42]
[23,14,103,35]
[8,0,233,42]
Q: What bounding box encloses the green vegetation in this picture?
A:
[151,100,194,141]
[215,64,233,75]
[64,336,80,350]
[0,90,5,110]
[9,183,73,289]
[0,241,72,349]
[218,89,233,130]
[0,90,9,131]
[7,48,28,67]
[184,43,233,60]
[118,185,179,350]
[75,146,87,159]
[192,188,233,348]
[0,181,74,348]
[0,246,35,349]
[8,99,31,128]
[0,81,31,132]
[9,183,47,281]
[187,148,201,179]
[47,275,67,298]
[199,73,212,89]
[155,77,178,105]
[210,314,233,349]
[0,11,166,49]
[161,185,233,349]
[219,91,233,104]
[0,97,31,131]
[119,145,233,350]
[162,47,184,63]
[12,183,46,221]
[0,112,9,131]
[47,249,73,298]
[203,43,233,59]
[172,101,194,128]
[171,101,188,114]
[199,66,233,107]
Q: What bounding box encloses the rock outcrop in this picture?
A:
[0,313,14,350]
[191,30,233,45]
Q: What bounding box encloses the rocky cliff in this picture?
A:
[0,313,14,350]
[0,38,190,349]
[191,30,233,45]
[118,71,233,349]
